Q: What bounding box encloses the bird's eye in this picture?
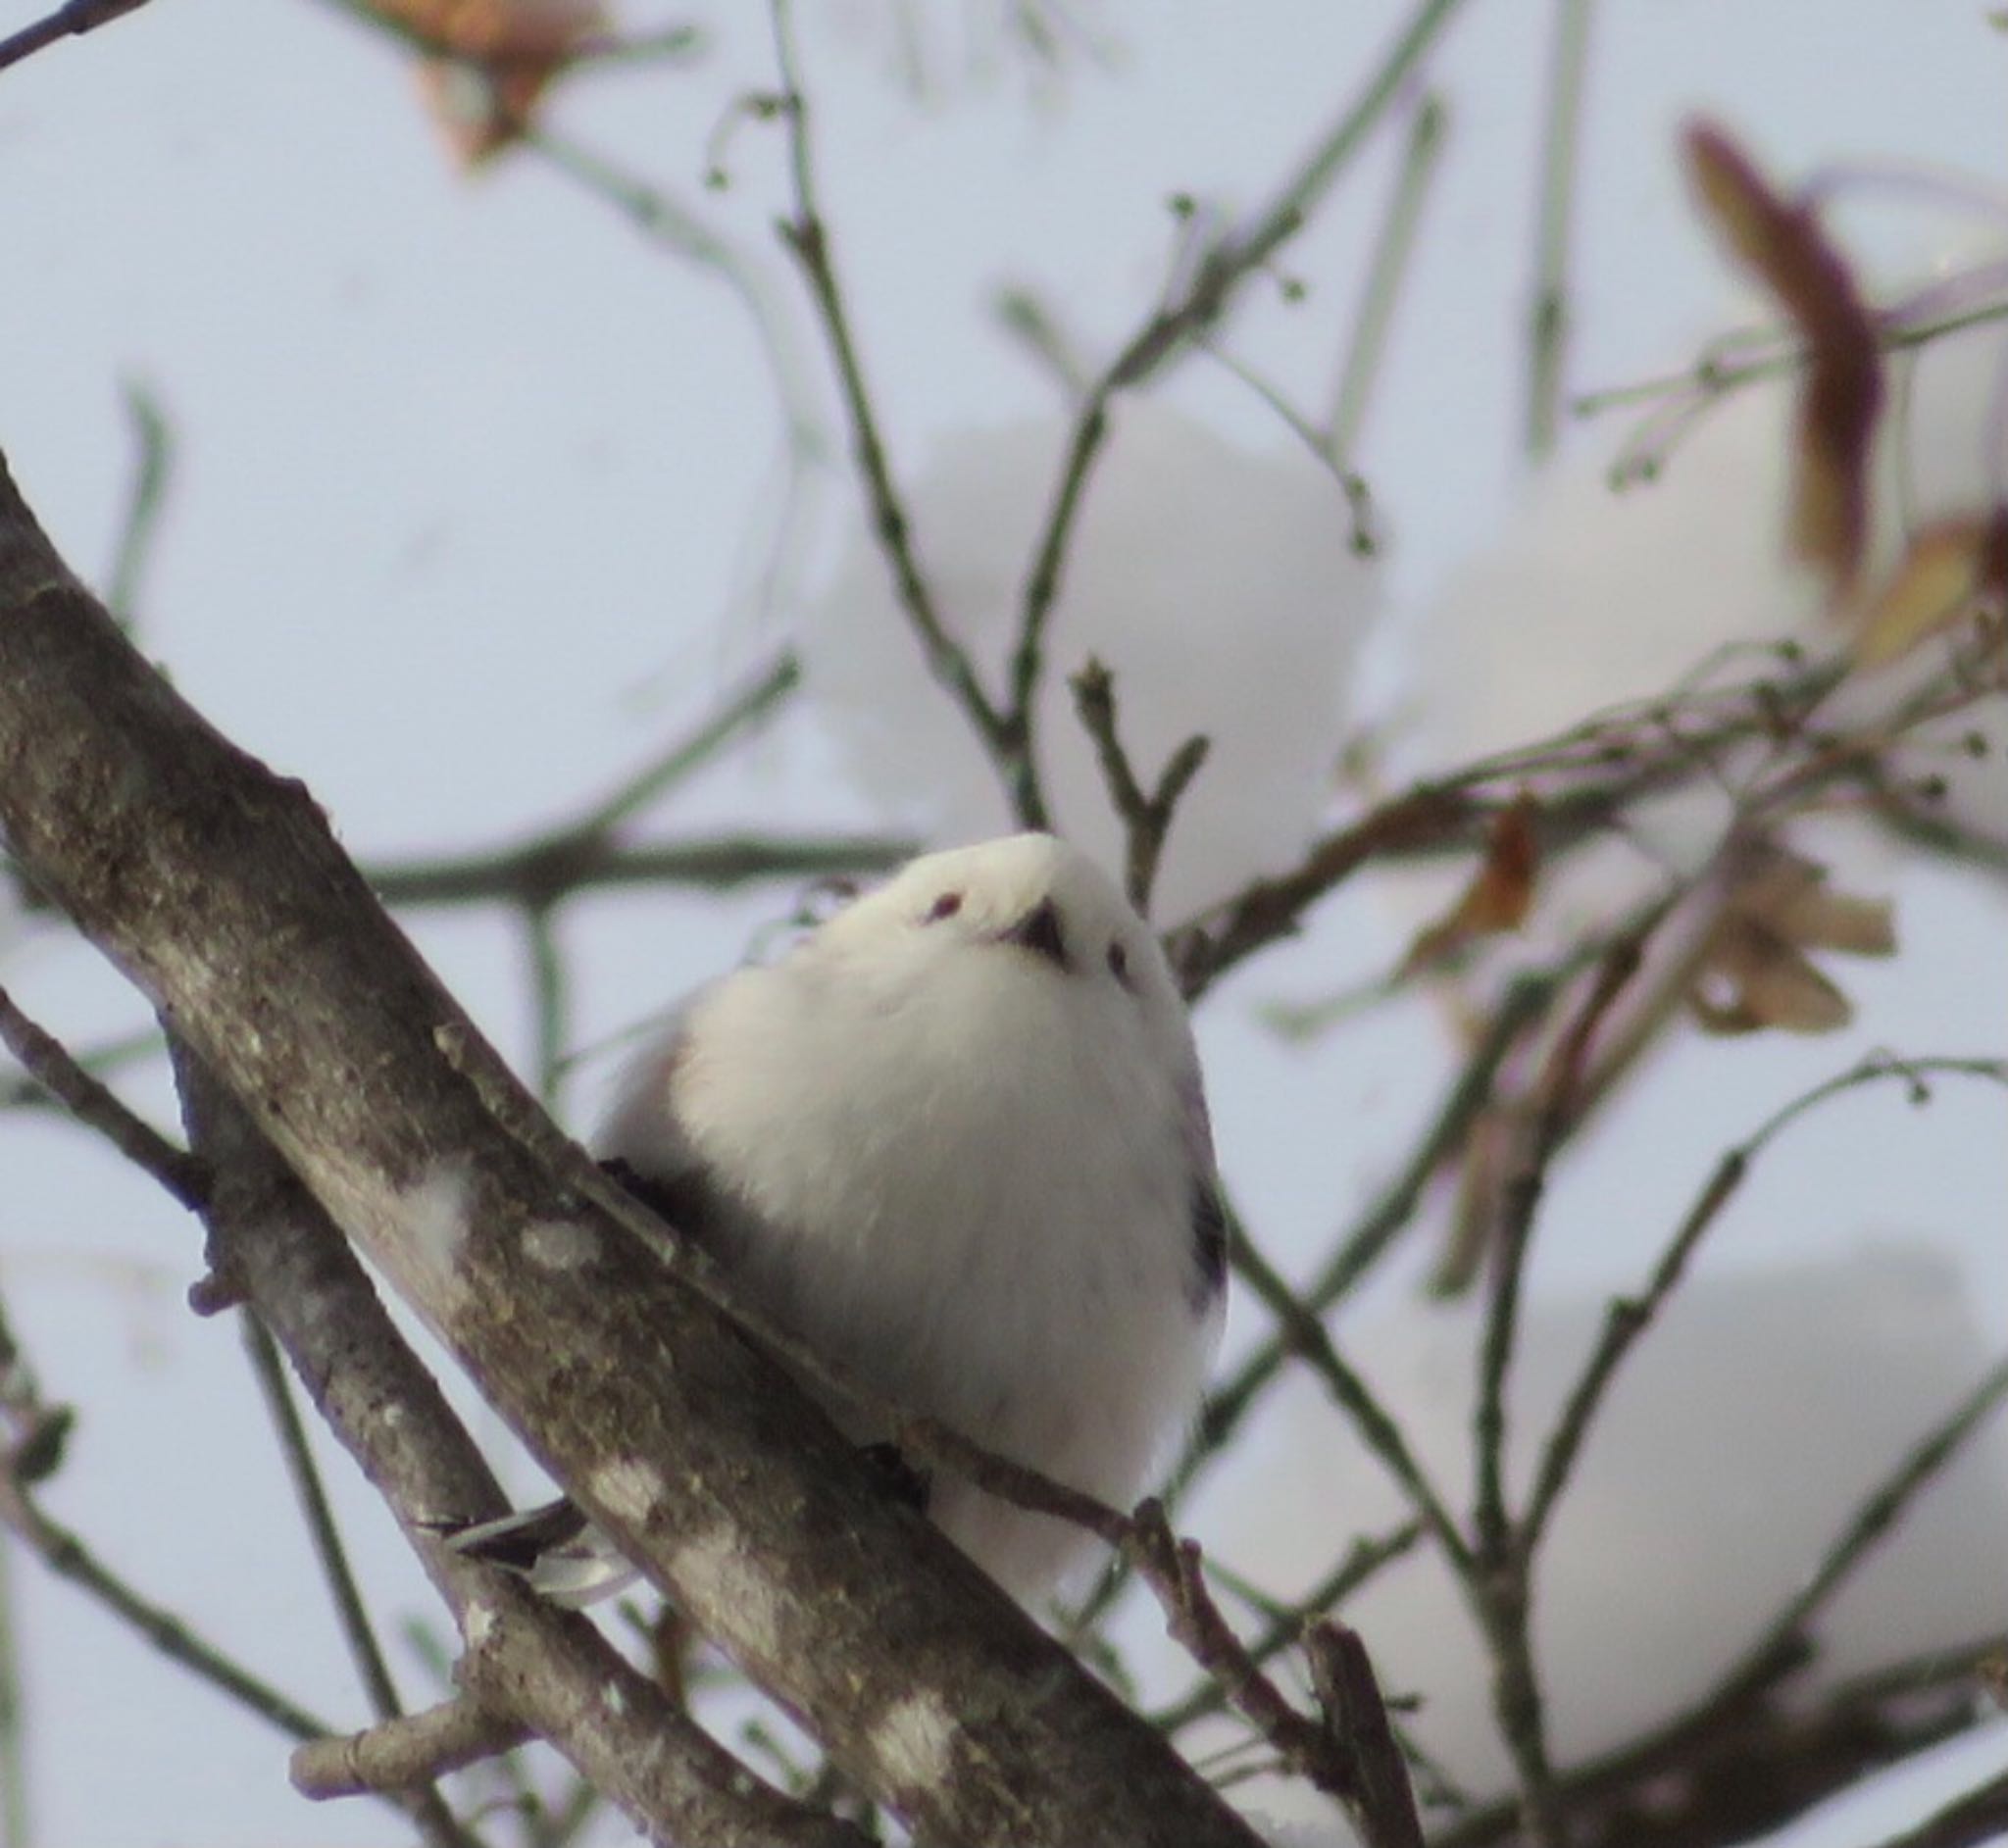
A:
[1107,941,1132,987]
[924,891,964,924]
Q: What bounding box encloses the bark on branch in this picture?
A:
[0,449,1260,1848]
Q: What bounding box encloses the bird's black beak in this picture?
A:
[1000,896,1069,971]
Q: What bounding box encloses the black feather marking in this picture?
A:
[601,1155,720,1252]
[858,1441,933,1512]
[1189,1174,1228,1311]
[447,1497,589,1573]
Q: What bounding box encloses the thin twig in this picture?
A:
[577,651,802,836]
[523,903,568,1109]
[1525,1053,2008,1547]
[1004,0,1472,817]
[1153,1521,1424,1736]
[0,984,207,1207]
[0,0,147,74]
[105,380,174,626]
[370,828,914,910]
[1732,1349,2008,1705]
[0,1466,333,1740]
[767,0,1024,809]
[1070,657,1211,915]
[0,1024,164,1112]
[1862,1765,2008,1848]
[241,1318,483,1848]
[1229,1220,1473,1575]
[1471,931,1646,1565]
[1432,1632,2008,1848]
[241,1317,403,1723]
[1575,296,2008,422]
[1126,1501,1368,1806]
[1199,340,1379,551]
[0,1534,22,1848]
[0,1292,35,1848]
[292,1697,532,1799]
[1524,0,1595,458]
[1075,973,1554,1643]
[1330,91,1449,460]
[1463,933,1650,1848]
[993,285,1095,401]
[1305,1622,1427,1848]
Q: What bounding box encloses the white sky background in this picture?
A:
[0,2,2005,1845]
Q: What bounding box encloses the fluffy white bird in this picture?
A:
[456,832,1226,1604]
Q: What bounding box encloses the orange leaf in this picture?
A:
[1682,123,1883,588]
[1401,794,1538,973]
[370,0,604,165]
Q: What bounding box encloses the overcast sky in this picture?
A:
[1,3,2005,1844]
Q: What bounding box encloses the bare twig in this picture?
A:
[370,828,913,910]
[105,379,173,626]
[582,652,803,834]
[767,0,1026,812]
[1305,1622,1427,1848]
[1436,1342,2008,1848]
[0,1292,37,1848]
[0,1535,21,1848]
[1127,1501,1369,1806]
[1524,0,1595,457]
[1575,296,2008,424]
[1731,1348,2008,1705]
[1198,340,1379,551]
[0,1465,333,1741]
[1471,932,1645,1565]
[1229,1221,1473,1575]
[1070,657,1211,915]
[1169,785,1480,998]
[1092,971,1555,1645]
[993,285,1096,402]
[1153,1522,1423,1736]
[1432,1634,2007,1848]
[522,903,568,1109]
[1862,1765,2008,1848]
[1330,92,1449,461]
[0,984,206,1207]
[0,1024,163,1112]
[1525,1052,2008,1547]
[1004,0,1472,819]
[0,0,147,75]
[241,1317,403,1724]
[292,1696,531,1799]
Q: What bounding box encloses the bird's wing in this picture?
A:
[596,1003,745,1258]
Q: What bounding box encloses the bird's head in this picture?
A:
[813,832,1188,1047]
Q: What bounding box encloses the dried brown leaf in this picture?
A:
[1771,881,1896,957]
[372,0,604,164]
[1400,794,1538,974]
[1736,849,1896,958]
[1691,917,1854,1036]
[1854,509,2008,669]
[1682,122,1883,587]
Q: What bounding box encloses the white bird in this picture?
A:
[455,832,1226,1605]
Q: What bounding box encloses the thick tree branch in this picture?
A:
[170,1047,862,1848]
[0,450,1259,1848]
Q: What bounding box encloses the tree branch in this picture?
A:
[169,1045,863,1848]
[0,449,1260,1846]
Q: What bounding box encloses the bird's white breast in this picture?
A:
[658,942,1216,1597]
